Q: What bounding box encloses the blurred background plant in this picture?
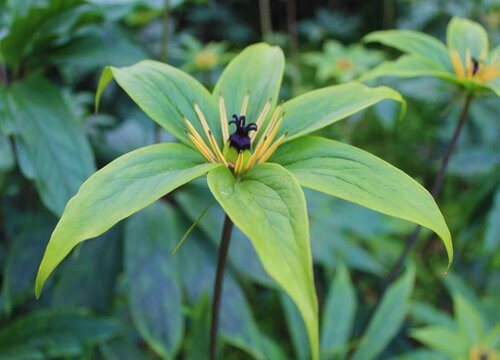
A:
[0,0,498,359]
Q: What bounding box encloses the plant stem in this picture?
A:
[156,0,170,144]
[385,93,473,284]
[259,0,273,40]
[286,0,301,96]
[160,0,170,63]
[209,214,234,360]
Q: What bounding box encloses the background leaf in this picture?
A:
[321,263,357,359]
[125,202,184,359]
[6,75,96,215]
[0,311,121,359]
[352,265,415,360]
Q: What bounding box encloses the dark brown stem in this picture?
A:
[209,214,234,360]
[259,0,273,40]
[385,93,473,284]
[286,0,300,96]
[160,0,170,63]
[156,0,170,144]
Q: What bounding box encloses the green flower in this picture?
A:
[303,39,384,84]
[362,17,500,96]
[35,43,453,360]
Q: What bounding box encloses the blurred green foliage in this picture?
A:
[0,0,499,359]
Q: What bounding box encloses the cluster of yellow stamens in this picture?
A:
[449,49,500,82]
[183,95,287,174]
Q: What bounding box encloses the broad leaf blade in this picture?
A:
[207,164,319,360]
[281,83,405,141]
[125,203,184,358]
[96,60,220,145]
[453,292,484,346]
[213,43,284,127]
[7,75,96,215]
[0,310,121,359]
[352,265,415,360]
[410,326,467,357]
[364,30,451,69]
[36,143,219,297]
[273,136,453,267]
[321,263,357,359]
[447,17,489,63]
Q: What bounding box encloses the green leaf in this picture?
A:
[207,164,319,360]
[51,228,121,312]
[360,55,459,83]
[281,292,310,360]
[0,0,86,69]
[281,83,405,142]
[35,143,219,297]
[213,43,284,127]
[96,60,220,145]
[175,225,266,359]
[272,136,453,267]
[364,30,451,69]
[447,17,489,63]
[411,326,467,357]
[352,265,415,360]
[6,75,96,215]
[0,136,14,173]
[453,292,485,346]
[125,203,184,358]
[2,212,54,313]
[185,294,211,360]
[321,263,357,359]
[0,310,121,359]
[484,188,500,251]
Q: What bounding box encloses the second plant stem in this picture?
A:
[209,214,234,360]
[386,93,474,283]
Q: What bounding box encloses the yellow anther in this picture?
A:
[258,134,287,164]
[450,49,465,79]
[250,100,271,142]
[219,96,229,142]
[234,151,244,173]
[240,94,250,116]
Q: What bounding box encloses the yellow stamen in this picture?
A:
[184,117,216,159]
[208,130,227,166]
[194,103,226,165]
[193,103,211,134]
[258,115,284,156]
[258,134,287,164]
[245,138,265,170]
[250,100,271,142]
[187,134,216,163]
[219,96,229,142]
[234,151,244,173]
[240,94,250,116]
[465,49,473,79]
[450,49,465,79]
